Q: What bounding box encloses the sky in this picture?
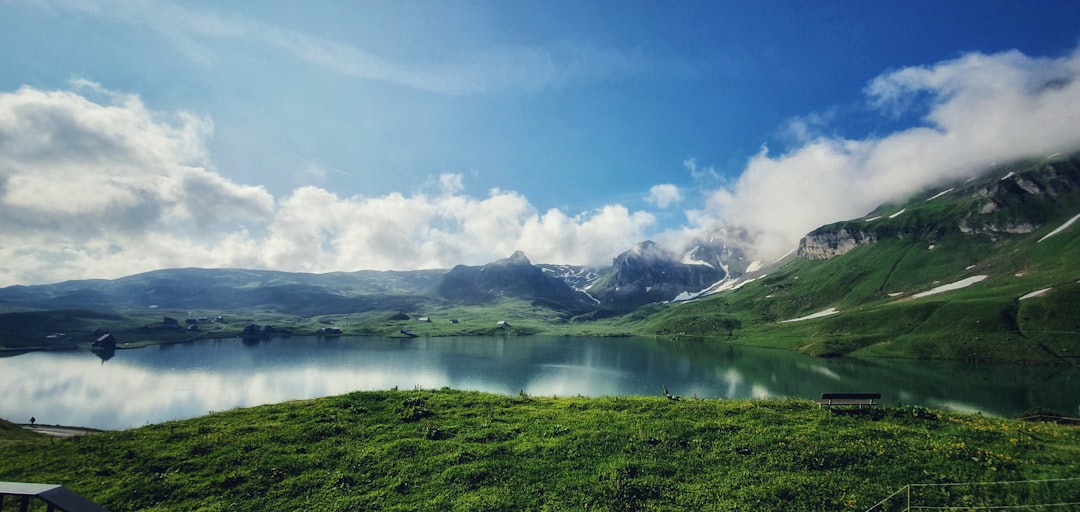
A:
[2,1,1080,286]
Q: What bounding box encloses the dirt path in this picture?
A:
[20,424,105,438]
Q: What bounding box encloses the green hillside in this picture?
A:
[643,156,1080,364]
[2,390,1079,511]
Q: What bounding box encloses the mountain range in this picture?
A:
[0,241,741,318]
[1,152,1078,363]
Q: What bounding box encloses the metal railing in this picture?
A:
[0,482,111,512]
[865,477,1080,511]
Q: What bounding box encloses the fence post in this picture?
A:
[906,484,910,512]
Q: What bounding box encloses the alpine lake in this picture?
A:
[2,335,1078,430]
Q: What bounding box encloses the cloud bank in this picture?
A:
[693,47,1080,259]
[0,82,654,285]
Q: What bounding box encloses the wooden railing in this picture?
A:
[0,482,110,512]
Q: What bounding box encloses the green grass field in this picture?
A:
[2,390,1079,511]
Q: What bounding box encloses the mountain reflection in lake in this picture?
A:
[2,336,1077,430]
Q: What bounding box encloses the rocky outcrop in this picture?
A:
[797,226,877,260]
[798,156,1080,256]
[960,159,1080,235]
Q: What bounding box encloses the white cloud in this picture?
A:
[517,205,655,266]
[256,186,654,273]
[781,110,835,145]
[0,82,273,236]
[0,84,655,285]
[683,157,721,181]
[439,173,465,195]
[693,46,1080,260]
[646,184,682,208]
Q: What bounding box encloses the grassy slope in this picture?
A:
[1,390,1078,511]
[642,196,1080,364]
[0,418,41,446]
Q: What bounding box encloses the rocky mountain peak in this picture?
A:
[618,240,671,264]
[496,251,532,266]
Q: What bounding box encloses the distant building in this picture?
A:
[496,320,510,329]
[418,317,431,323]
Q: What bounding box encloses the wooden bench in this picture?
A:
[813,392,881,408]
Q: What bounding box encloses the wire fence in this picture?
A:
[865,477,1080,511]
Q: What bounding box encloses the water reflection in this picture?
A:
[1,336,1077,430]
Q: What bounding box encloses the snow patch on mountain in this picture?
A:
[713,274,764,293]
[1037,212,1080,243]
[672,290,697,302]
[681,246,715,268]
[540,264,606,291]
[745,260,764,273]
[1019,288,1052,301]
[911,275,988,299]
[888,208,907,219]
[781,307,839,323]
[926,188,955,201]
[673,277,728,302]
[673,272,770,303]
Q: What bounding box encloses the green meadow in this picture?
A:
[2,390,1079,511]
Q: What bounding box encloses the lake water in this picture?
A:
[2,336,1078,430]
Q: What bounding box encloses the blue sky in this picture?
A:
[2,1,1080,285]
